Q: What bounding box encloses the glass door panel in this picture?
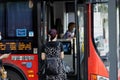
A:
[77,5,85,80]
[93,2,109,71]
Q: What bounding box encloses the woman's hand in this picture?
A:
[0,53,10,59]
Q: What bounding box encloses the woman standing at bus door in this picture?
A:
[41,29,67,80]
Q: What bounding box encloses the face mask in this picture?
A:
[72,28,75,32]
[0,35,2,40]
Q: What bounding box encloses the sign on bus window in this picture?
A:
[16,29,27,37]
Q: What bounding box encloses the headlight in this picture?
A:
[97,75,109,80]
[91,74,109,80]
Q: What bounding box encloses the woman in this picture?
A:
[41,29,67,80]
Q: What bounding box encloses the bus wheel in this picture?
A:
[6,69,25,80]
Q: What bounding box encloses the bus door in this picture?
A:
[75,3,85,80]
[76,1,110,80]
[91,1,109,80]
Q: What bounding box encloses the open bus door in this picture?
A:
[74,2,85,80]
[76,1,109,80]
[38,1,111,80]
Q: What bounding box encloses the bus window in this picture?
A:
[0,2,36,54]
[0,4,5,34]
[64,12,75,35]
[6,2,33,38]
[93,3,109,70]
[77,6,84,80]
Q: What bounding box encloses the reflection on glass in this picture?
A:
[78,6,84,80]
[93,3,109,71]
[117,7,120,80]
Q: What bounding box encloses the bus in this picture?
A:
[0,0,110,80]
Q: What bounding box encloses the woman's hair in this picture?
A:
[48,29,57,40]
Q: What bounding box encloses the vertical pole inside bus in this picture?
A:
[75,0,81,80]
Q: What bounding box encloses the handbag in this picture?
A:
[62,61,74,74]
[46,57,60,75]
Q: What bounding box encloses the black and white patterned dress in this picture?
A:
[41,41,67,80]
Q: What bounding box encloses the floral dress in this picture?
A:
[41,41,67,80]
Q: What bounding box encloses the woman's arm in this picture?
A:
[41,53,46,60]
[60,51,64,59]
[0,54,10,59]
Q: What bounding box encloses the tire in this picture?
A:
[6,69,24,80]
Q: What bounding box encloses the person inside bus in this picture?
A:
[63,22,76,39]
[0,53,10,80]
[54,18,63,39]
[41,29,67,80]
